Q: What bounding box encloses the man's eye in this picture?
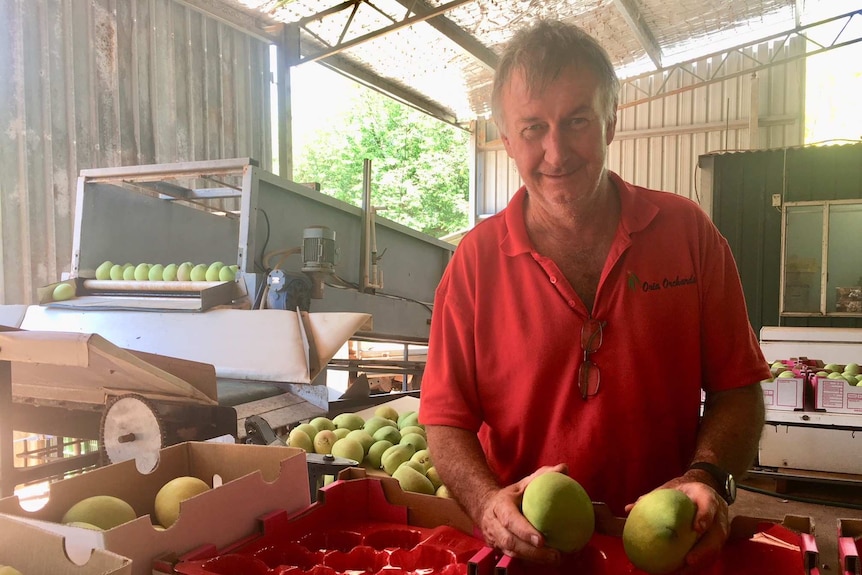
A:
[569,117,588,128]
[522,124,545,137]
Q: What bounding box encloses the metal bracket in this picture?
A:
[243,414,358,502]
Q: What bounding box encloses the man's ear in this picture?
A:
[605,110,617,145]
[500,130,514,158]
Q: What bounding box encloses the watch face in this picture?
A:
[726,475,737,504]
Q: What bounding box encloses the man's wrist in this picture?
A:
[686,461,737,505]
[685,467,720,491]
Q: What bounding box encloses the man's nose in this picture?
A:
[543,126,570,166]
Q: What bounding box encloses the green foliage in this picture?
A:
[293,90,469,238]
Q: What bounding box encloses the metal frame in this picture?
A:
[71,158,453,340]
[778,199,862,317]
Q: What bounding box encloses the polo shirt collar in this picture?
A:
[500,171,660,256]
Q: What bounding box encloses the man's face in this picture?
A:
[500,66,616,207]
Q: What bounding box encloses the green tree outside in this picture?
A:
[293,89,470,239]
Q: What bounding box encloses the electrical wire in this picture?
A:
[325,273,434,313]
[256,209,271,274]
[738,482,862,510]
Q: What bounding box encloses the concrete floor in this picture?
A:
[733,473,862,572]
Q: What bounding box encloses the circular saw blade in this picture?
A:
[100,394,165,472]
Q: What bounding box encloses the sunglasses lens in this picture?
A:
[581,319,603,352]
[579,360,600,399]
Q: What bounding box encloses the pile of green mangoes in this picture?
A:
[94,261,238,282]
[287,406,450,498]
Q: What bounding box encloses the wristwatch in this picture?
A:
[688,461,737,505]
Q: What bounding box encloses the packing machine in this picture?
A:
[2,158,454,480]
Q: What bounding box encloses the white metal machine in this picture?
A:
[758,326,862,479]
[4,158,454,465]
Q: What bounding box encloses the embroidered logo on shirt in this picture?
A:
[627,271,697,292]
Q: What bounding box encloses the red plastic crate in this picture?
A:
[167,475,818,575]
[838,518,862,575]
[169,475,485,575]
[491,512,818,575]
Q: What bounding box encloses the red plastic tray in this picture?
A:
[493,521,818,575]
[171,477,485,575]
[169,476,817,575]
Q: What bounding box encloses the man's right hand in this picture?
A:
[425,425,566,564]
[476,463,568,564]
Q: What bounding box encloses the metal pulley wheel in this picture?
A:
[100,393,166,472]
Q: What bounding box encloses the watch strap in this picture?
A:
[688,461,736,505]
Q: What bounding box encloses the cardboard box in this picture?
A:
[0,442,309,575]
[838,517,861,575]
[0,513,132,575]
[762,376,806,411]
[163,467,484,575]
[813,375,862,414]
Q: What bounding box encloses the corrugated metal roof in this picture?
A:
[213,0,859,125]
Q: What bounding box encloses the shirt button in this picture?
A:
[568,300,576,307]
[550,276,557,284]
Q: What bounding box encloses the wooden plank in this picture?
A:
[173,1,191,160]
[128,349,218,402]
[234,392,325,438]
[203,16,222,159]
[93,0,120,167]
[134,0,155,163]
[220,25,237,159]
[232,392,306,419]
[155,0,177,161]
[116,0,139,166]
[187,9,206,161]
[0,330,216,405]
[0,0,22,304]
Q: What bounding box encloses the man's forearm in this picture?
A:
[425,425,500,524]
[692,382,765,479]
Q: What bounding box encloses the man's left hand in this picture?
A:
[625,478,729,572]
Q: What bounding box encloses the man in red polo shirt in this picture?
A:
[419,19,769,569]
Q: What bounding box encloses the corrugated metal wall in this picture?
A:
[471,36,805,222]
[0,0,272,305]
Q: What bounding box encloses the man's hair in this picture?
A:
[491,20,620,133]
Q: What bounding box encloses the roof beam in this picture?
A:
[175,0,280,43]
[299,0,475,64]
[320,54,459,125]
[618,10,862,109]
[390,0,498,71]
[612,0,662,69]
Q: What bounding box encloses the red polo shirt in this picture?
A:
[419,172,769,515]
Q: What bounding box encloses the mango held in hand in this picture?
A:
[623,488,699,574]
[521,471,595,553]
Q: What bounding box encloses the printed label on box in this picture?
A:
[775,379,801,407]
[820,380,845,409]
